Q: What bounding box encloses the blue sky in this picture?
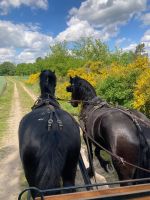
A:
[0,0,150,63]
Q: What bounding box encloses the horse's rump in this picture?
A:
[19,107,81,190]
[84,106,150,179]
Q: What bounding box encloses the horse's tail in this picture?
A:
[134,121,150,181]
[35,132,67,191]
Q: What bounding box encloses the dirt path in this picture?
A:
[0,82,23,200]
[20,83,37,101]
[0,81,108,200]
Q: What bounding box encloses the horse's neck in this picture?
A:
[80,95,106,123]
[80,97,98,120]
[40,92,54,99]
[80,85,96,100]
[40,93,59,107]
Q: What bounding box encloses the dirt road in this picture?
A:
[0,82,23,200]
[0,80,108,200]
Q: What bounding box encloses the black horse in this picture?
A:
[19,70,81,197]
[67,76,150,186]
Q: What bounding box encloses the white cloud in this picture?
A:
[0,20,53,63]
[115,37,126,47]
[123,43,137,52]
[0,48,16,63]
[0,0,48,15]
[56,17,101,42]
[17,49,46,63]
[141,13,150,25]
[122,29,150,56]
[141,30,150,55]
[70,0,146,28]
[57,0,147,42]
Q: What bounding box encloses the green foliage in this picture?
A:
[134,43,146,57]
[109,49,135,66]
[15,63,38,75]
[96,71,138,108]
[2,38,139,77]
[0,78,14,139]
[0,62,16,75]
[50,41,69,57]
[73,37,109,63]
[0,76,6,95]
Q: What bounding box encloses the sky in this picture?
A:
[0,0,150,64]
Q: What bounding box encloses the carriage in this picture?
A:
[18,156,150,200]
[18,149,150,199]
[18,70,150,200]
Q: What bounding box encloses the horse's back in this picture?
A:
[19,107,81,190]
[19,107,80,143]
[86,107,139,144]
[19,107,81,160]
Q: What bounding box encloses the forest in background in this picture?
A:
[0,38,150,116]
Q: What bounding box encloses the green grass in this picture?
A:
[17,82,34,114]
[18,76,80,116]
[0,77,14,141]
[0,76,7,95]
[15,81,35,192]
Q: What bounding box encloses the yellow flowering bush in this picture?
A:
[133,68,150,115]
[67,60,135,87]
[99,57,149,82]
[56,81,70,99]
[100,64,125,80]
[84,61,104,73]
[23,57,150,116]
[25,72,40,85]
[67,68,97,87]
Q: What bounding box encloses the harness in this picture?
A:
[79,97,150,174]
[80,97,150,135]
[32,97,63,131]
[80,98,110,139]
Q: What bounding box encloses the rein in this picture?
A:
[56,97,150,174]
[56,97,150,129]
[78,122,150,174]
[31,96,150,173]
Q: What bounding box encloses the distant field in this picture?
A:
[0,76,6,95]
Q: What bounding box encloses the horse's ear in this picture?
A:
[53,70,55,74]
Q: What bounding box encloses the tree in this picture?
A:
[96,71,138,108]
[73,37,109,63]
[49,41,69,58]
[0,61,16,75]
[134,43,146,57]
[36,57,43,63]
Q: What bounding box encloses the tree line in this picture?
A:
[0,38,147,76]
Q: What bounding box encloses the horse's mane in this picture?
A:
[40,70,56,97]
[74,76,96,97]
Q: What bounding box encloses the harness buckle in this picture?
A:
[57,119,63,130]
[48,119,53,131]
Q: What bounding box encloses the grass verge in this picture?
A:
[0,76,7,95]
[16,81,35,191]
[0,77,14,141]
[17,82,34,115]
